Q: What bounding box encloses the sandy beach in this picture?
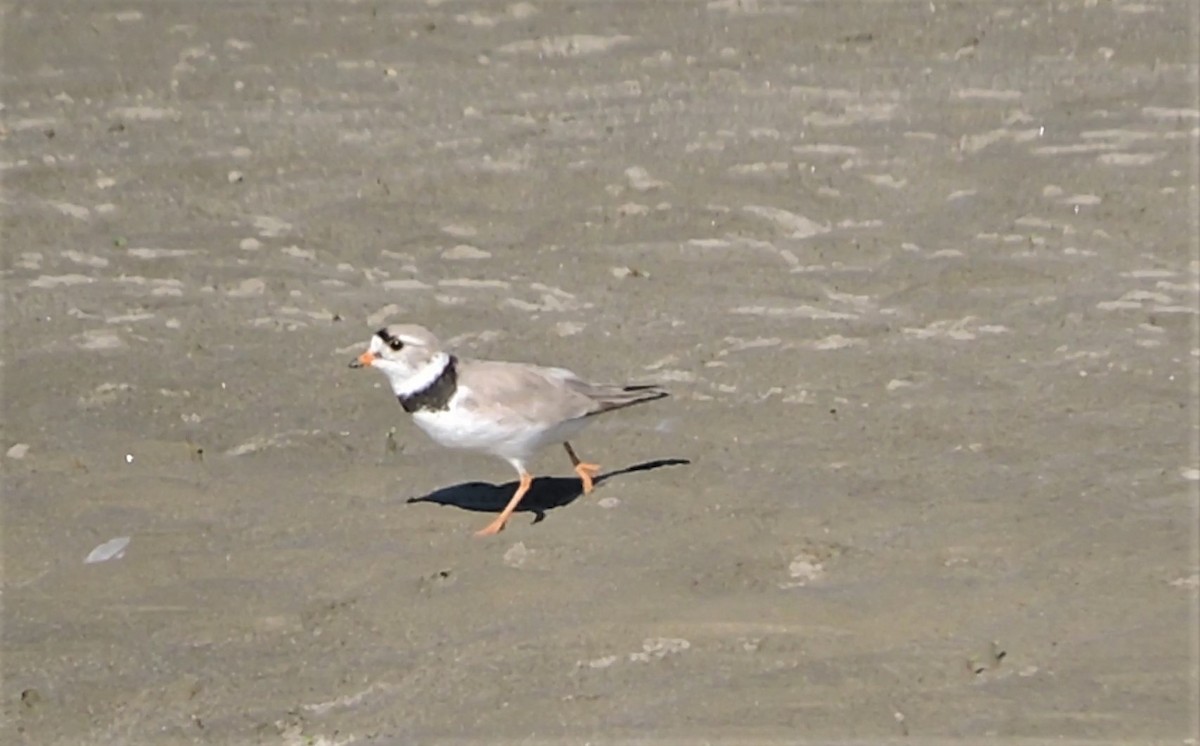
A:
[3,1,1198,743]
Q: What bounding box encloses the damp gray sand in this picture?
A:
[2,1,1197,743]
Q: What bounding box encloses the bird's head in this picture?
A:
[350,324,450,397]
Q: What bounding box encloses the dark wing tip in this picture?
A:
[624,386,672,402]
[584,385,668,418]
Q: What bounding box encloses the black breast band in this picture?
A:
[398,356,458,413]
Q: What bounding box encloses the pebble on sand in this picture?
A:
[629,637,691,662]
[503,542,531,568]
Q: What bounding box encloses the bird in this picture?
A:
[349,323,668,536]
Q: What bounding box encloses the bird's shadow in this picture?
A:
[404,458,690,524]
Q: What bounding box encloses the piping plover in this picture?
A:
[350,324,667,536]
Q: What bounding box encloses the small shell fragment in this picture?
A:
[85,537,130,564]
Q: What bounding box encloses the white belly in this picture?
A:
[412,407,590,462]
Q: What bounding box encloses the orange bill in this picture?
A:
[349,350,375,368]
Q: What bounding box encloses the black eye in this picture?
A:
[388,338,404,351]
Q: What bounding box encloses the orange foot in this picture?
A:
[474,518,507,537]
[564,442,601,495]
[574,461,601,494]
[474,471,532,538]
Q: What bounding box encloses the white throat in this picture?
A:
[387,352,451,398]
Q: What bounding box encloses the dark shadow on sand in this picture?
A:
[405,458,690,524]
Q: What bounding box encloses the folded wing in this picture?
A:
[458,360,667,424]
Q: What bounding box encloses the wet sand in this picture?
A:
[2,1,1198,743]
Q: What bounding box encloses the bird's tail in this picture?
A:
[585,384,669,416]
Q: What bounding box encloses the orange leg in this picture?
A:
[563,442,601,495]
[475,471,533,537]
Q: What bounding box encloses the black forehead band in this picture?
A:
[375,328,395,344]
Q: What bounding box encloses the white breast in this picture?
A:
[411,406,512,452]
